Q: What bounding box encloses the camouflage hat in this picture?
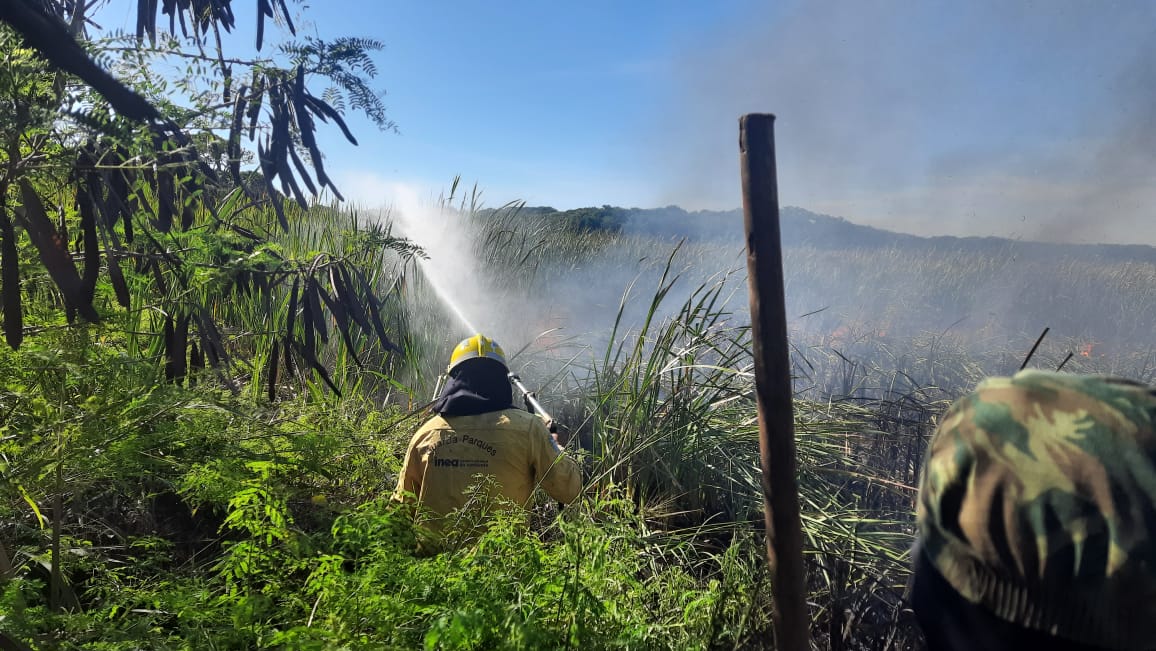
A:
[916,370,1156,649]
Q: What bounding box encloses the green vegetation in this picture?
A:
[4,3,1156,650]
[6,194,1156,650]
[0,209,926,648]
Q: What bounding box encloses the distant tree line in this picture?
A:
[511,205,630,234]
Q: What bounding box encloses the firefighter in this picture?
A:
[911,369,1156,650]
[393,334,582,525]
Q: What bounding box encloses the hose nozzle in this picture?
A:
[508,372,556,434]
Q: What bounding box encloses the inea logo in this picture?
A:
[433,458,460,467]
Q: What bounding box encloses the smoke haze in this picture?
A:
[650,0,1156,245]
[369,189,755,399]
[360,182,1156,403]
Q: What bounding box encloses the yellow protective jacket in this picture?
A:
[393,408,582,519]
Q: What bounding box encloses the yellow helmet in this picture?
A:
[447,334,508,373]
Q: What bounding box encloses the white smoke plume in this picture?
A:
[649,0,1156,245]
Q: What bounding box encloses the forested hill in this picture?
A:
[492,205,1156,265]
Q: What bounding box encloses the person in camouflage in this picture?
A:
[911,369,1156,651]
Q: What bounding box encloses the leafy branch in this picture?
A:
[0,1,408,400]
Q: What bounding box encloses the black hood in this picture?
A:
[432,358,514,417]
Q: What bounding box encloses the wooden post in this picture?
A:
[739,113,809,651]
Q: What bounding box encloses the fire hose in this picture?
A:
[508,372,563,451]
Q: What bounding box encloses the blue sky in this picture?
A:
[100,1,1156,244]
[298,1,747,213]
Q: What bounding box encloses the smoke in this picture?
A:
[350,174,1153,405]
[378,184,560,371]
[367,184,755,399]
[650,0,1156,245]
[385,184,485,335]
[374,187,679,374]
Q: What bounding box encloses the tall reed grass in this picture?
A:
[386,193,1155,648]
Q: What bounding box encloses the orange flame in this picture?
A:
[1079,343,1094,358]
